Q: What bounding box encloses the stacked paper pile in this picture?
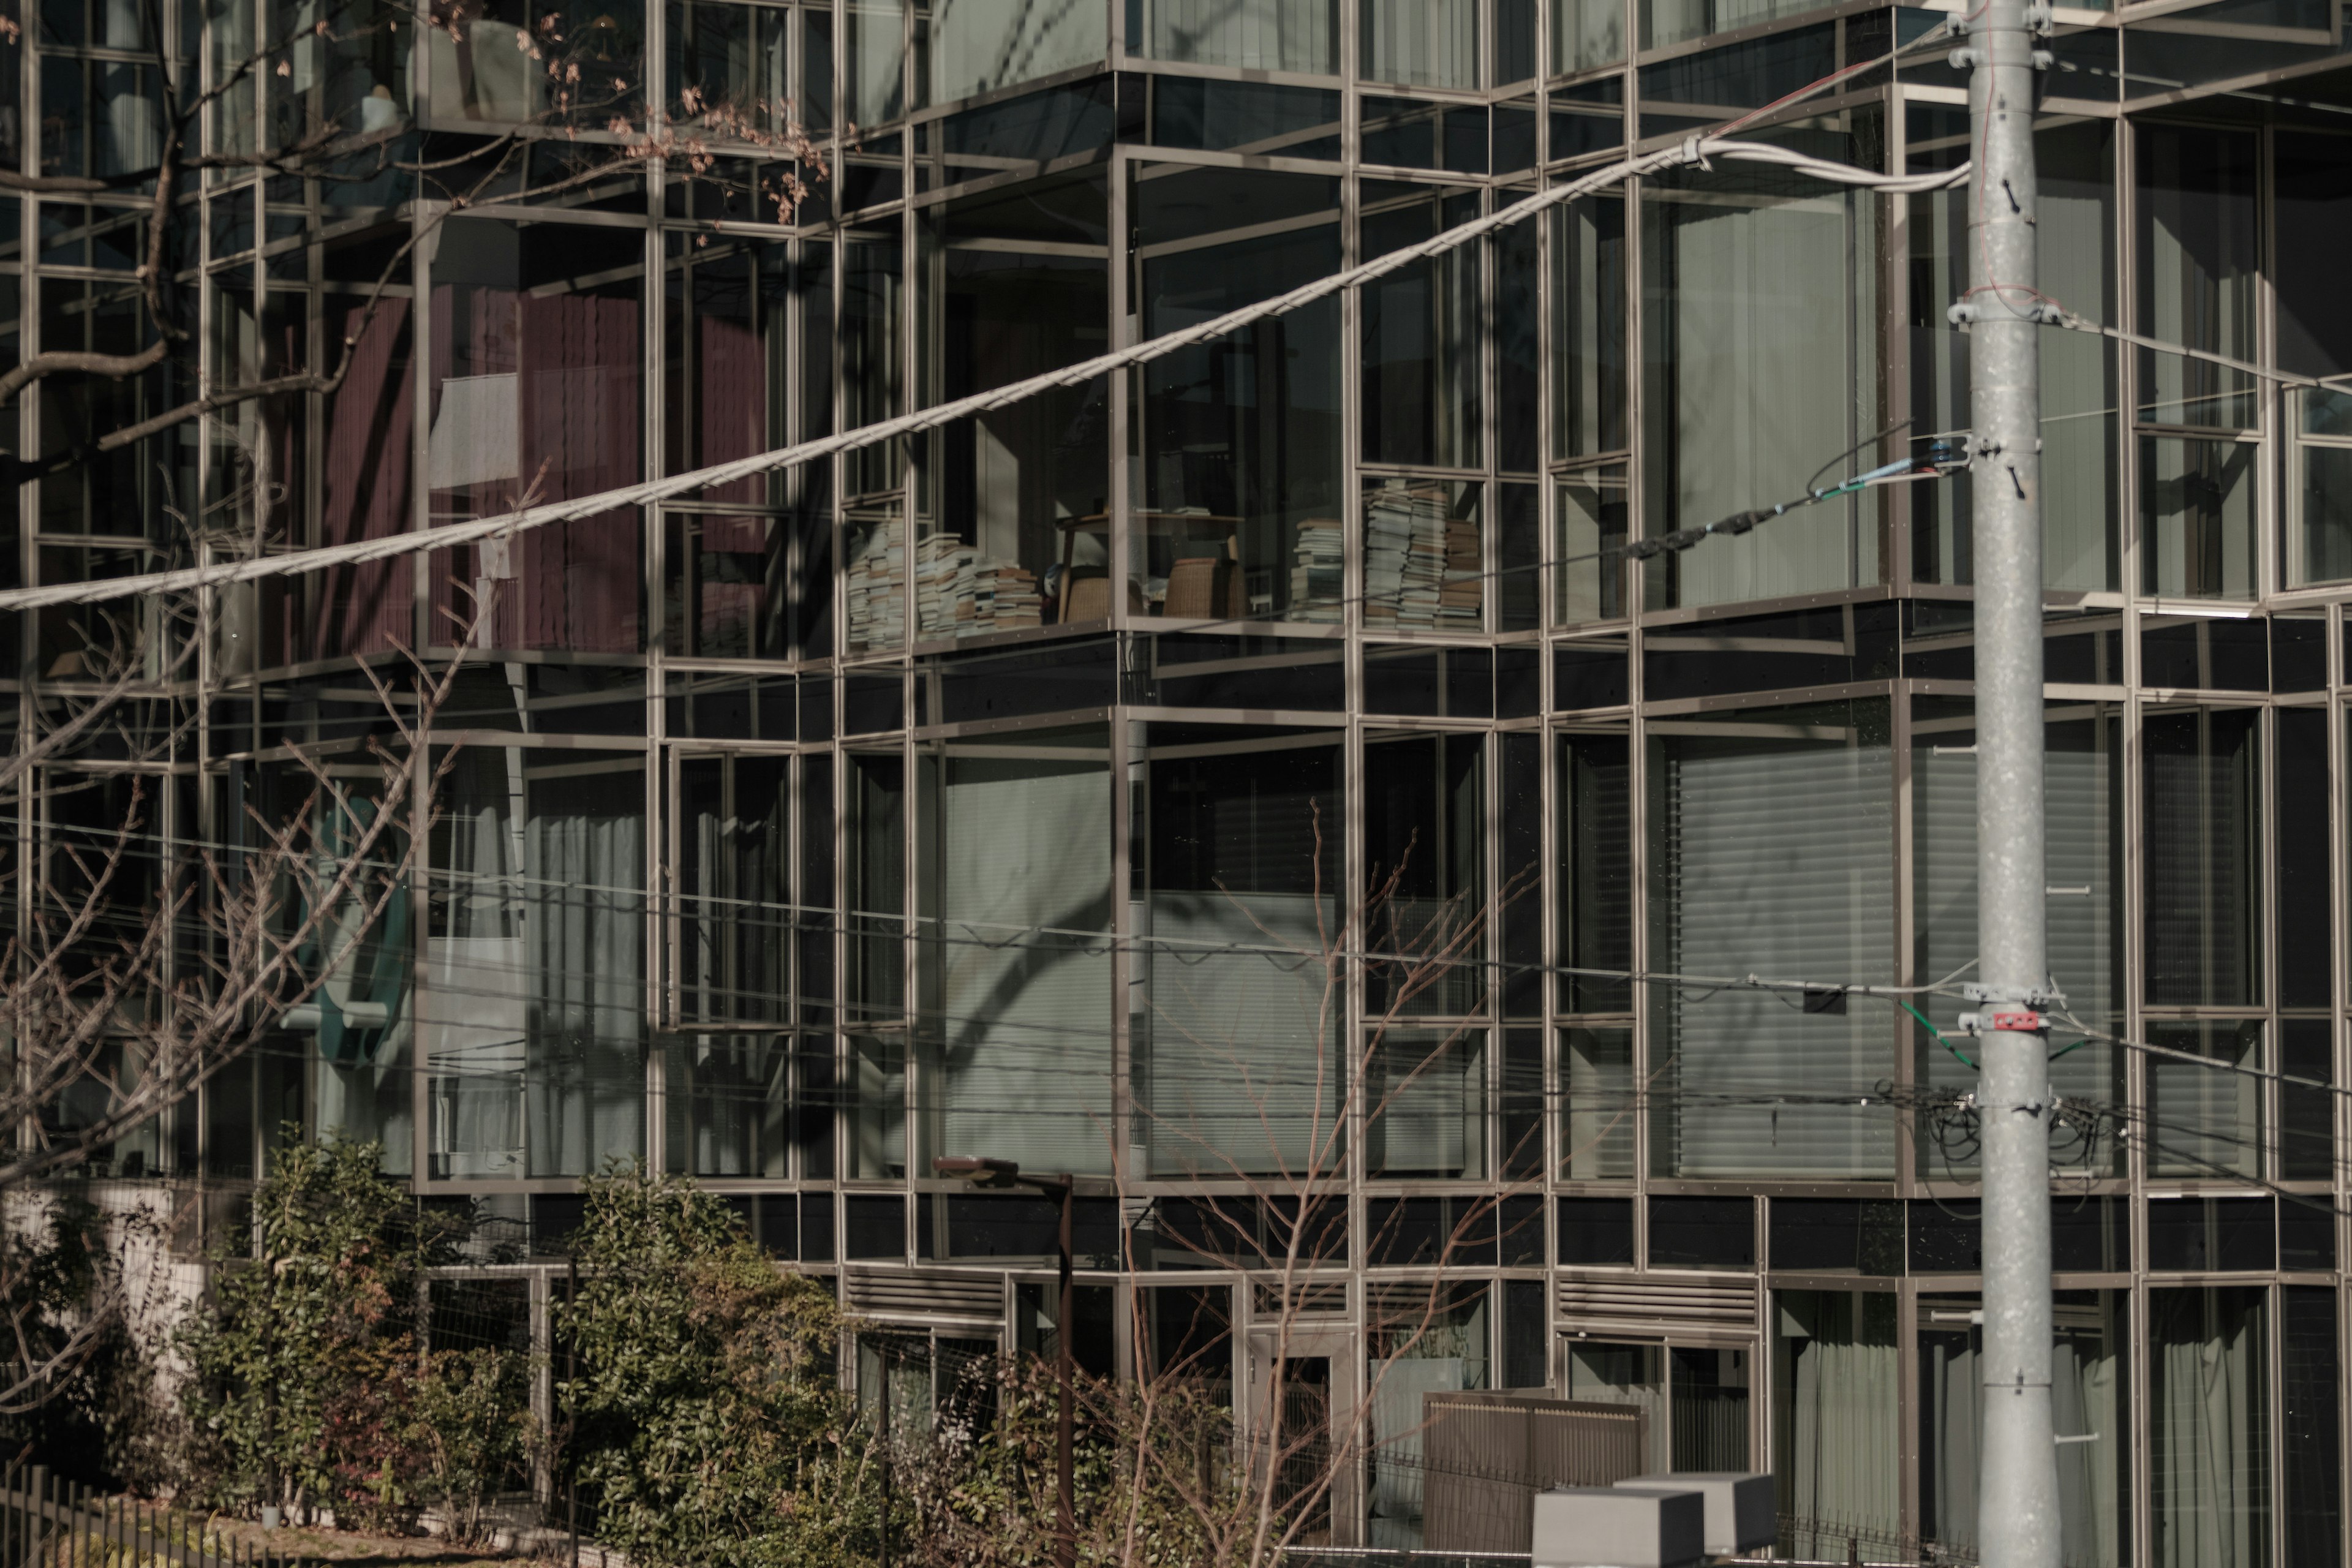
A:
[1365,485,1480,628]
[914,533,1044,637]
[1439,513,1481,621]
[1289,517,1343,620]
[846,526,905,647]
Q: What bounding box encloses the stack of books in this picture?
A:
[846,526,905,647]
[1364,484,1480,629]
[914,533,1045,637]
[1289,517,1343,620]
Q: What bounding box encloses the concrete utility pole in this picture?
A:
[1957,0,2061,1562]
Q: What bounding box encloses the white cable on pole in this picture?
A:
[0,138,1969,616]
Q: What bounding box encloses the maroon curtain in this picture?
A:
[313,298,415,658]
[518,292,641,652]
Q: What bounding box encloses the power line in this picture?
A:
[0,141,1970,620]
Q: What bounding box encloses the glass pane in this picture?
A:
[1649,701,1896,1178]
[1642,144,1878,609]
[1134,166,1344,625]
[1564,1341,1667,1471]
[1559,731,1631,1012]
[1774,1289,1900,1561]
[2292,438,2352,587]
[1137,730,1343,1177]
[1365,732,1485,1016]
[1557,466,1628,624]
[1365,1027,1487,1178]
[2283,1287,2343,1567]
[915,173,1108,639]
[925,0,1104,105]
[663,1033,788,1176]
[2143,707,2261,1006]
[1362,0,1477,88]
[1562,1027,1633,1178]
[2150,1287,2269,1568]
[1912,703,2125,1176]
[1555,0,1624,71]
[1670,1344,1749,1472]
[675,753,788,1023]
[1552,194,1626,461]
[426,218,646,654]
[1368,1283,1490,1548]
[2136,125,2258,428]
[2145,1021,2264,1181]
[1362,477,1482,629]
[1360,185,1482,470]
[1136,0,1338,74]
[427,751,647,1178]
[2141,436,2256,601]
[916,733,1115,1175]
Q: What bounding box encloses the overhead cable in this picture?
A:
[0,140,1970,617]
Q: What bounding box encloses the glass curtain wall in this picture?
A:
[1134,727,1343,1178]
[1647,701,1895,1177]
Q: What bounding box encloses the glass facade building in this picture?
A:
[12,0,2352,1557]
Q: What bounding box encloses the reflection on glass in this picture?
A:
[1642,146,1877,609]
[1672,1346,1750,1471]
[667,0,791,138]
[2146,1021,2263,1181]
[915,733,1115,1175]
[1361,184,1482,470]
[1136,0,1337,72]
[2143,707,2261,1007]
[426,218,645,652]
[428,750,647,1178]
[847,0,904,124]
[1135,166,1343,624]
[665,1034,788,1177]
[426,0,643,126]
[1561,1027,1633,1178]
[924,0,1105,105]
[1649,703,1894,1178]
[2151,1287,2269,1568]
[1137,734,1343,1177]
[916,173,1108,638]
[1558,466,1627,625]
[1362,0,1478,87]
[2136,126,2257,428]
[1368,1284,1490,1548]
[1555,0,1624,72]
[1774,1289,1899,1561]
[2141,437,2254,600]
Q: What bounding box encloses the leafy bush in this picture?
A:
[559,1161,876,1568]
[176,1133,529,1532]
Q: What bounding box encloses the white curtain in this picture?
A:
[2153,1288,2270,1568]
[1143,0,1334,73]
[929,0,1106,103]
[524,777,647,1175]
[1777,1291,1901,1560]
[1360,0,1477,88]
[1645,179,1873,608]
[925,753,1115,1175]
[1654,720,1894,1177]
[428,752,645,1179]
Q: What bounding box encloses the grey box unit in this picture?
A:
[1531,1485,1705,1568]
[1613,1472,1775,1555]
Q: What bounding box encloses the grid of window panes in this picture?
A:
[10,0,2352,1559]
